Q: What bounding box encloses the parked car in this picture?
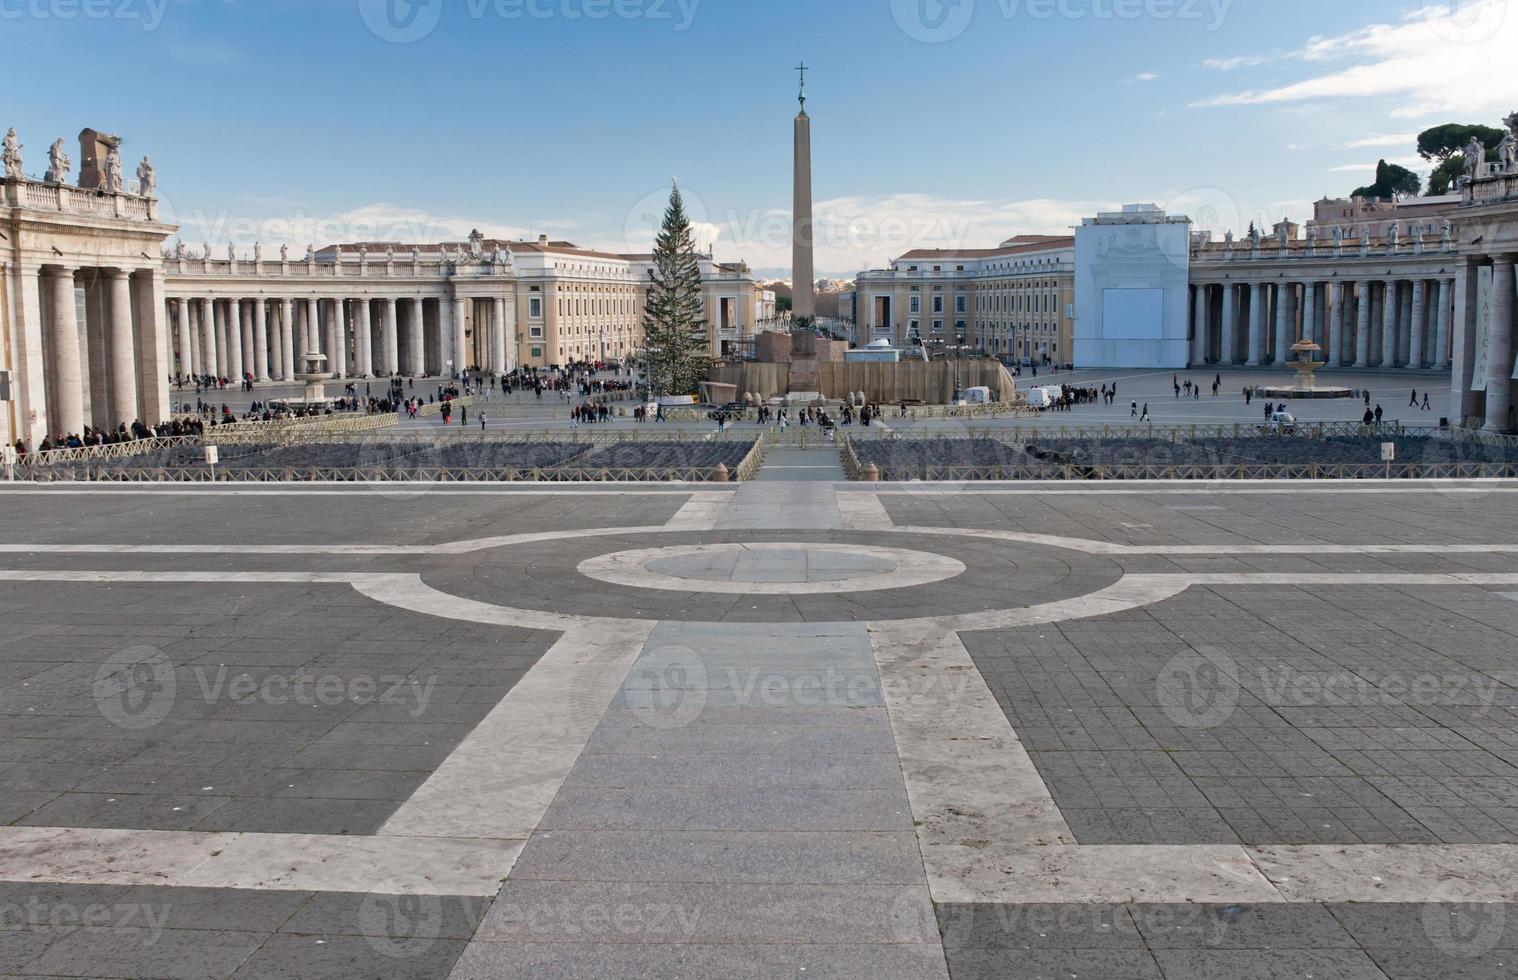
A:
[1264,411,1297,433]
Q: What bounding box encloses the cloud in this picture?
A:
[1133,72,1161,82]
[1344,133,1417,149]
[1326,155,1425,173]
[587,192,1114,277]
[1203,53,1280,71]
[167,202,568,249]
[1190,0,1518,118]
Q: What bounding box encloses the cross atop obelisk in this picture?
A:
[792,63,816,323]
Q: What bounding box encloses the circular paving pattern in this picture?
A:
[578,543,967,595]
[419,528,1126,624]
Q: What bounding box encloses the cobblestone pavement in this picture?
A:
[1,476,1516,977]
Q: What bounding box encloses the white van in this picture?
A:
[961,386,992,405]
[1025,388,1052,410]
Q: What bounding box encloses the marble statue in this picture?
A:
[1223,230,1234,250]
[1277,224,1289,250]
[174,240,185,260]
[44,138,70,184]
[135,156,155,196]
[204,243,213,261]
[2,129,23,180]
[467,229,485,260]
[103,143,124,193]
[227,243,237,261]
[358,244,368,261]
[1387,221,1400,251]
[1332,225,1344,247]
[253,242,262,263]
[492,245,507,265]
[1466,136,1486,180]
[280,243,289,263]
[385,246,395,264]
[1500,130,1518,172]
[1361,223,1372,243]
[1441,219,1454,249]
[304,245,315,263]
[411,247,420,264]
[1248,226,1261,251]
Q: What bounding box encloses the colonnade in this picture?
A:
[16,263,169,439]
[1190,276,1456,372]
[163,293,516,383]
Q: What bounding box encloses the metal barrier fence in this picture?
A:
[870,462,1518,481]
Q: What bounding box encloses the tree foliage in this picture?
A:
[1417,123,1507,162]
[640,182,710,398]
[1352,159,1421,200]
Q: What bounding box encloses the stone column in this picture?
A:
[355,299,373,377]
[452,295,468,377]
[1327,283,1344,367]
[1435,278,1454,370]
[408,297,425,376]
[1451,260,1481,424]
[132,270,171,424]
[237,301,253,383]
[1353,281,1372,368]
[1407,280,1428,370]
[1272,283,1291,364]
[1486,254,1516,432]
[304,298,320,356]
[175,299,192,381]
[491,296,507,374]
[280,299,296,380]
[214,299,231,379]
[1380,280,1399,367]
[47,267,85,438]
[225,300,244,384]
[253,298,269,381]
[438,296,454,378]
[1190,285,1207,366]
[1220,285,1236,364]
[106,270,138,424]
[1301,283,1317,361]
[1246,283,1265,365]
[328,299,346,378]
[382,299,399,375]
[200,299,218,380]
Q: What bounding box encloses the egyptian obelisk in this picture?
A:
[792,63,816,322]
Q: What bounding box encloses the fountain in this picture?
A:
[1257,339,1353,400]
[294,352,333,407]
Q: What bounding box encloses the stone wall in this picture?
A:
[710,359,1016,405]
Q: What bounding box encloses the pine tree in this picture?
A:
[641,182,710,397]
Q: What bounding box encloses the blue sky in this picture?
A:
[3,0,1514,277]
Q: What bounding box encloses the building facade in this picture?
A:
[1074,205,1193,369]
[2,127,759,447]
[853,236,1075,365]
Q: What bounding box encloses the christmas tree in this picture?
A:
[641,182,710,397]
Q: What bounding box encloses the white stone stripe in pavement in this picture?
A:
[0,827,522,896]
[836,492,895,530]
[662,490,735,530]
[380,620,655,840]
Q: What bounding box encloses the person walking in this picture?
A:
[479,412,487,431]
[1422,392,1431,411]
[1130,401,1139,418]
[1410,388,1419,408]
[1140,403,1150,422]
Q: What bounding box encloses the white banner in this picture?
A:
[1472,266,1493,392]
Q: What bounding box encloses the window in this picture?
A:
[531,347,542,358]
[955,296,966,314]
[910,296,921,314]
[932,297,943,314]
[530,326,543,338]
[529,297,543,318]
[932,319,943,333]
